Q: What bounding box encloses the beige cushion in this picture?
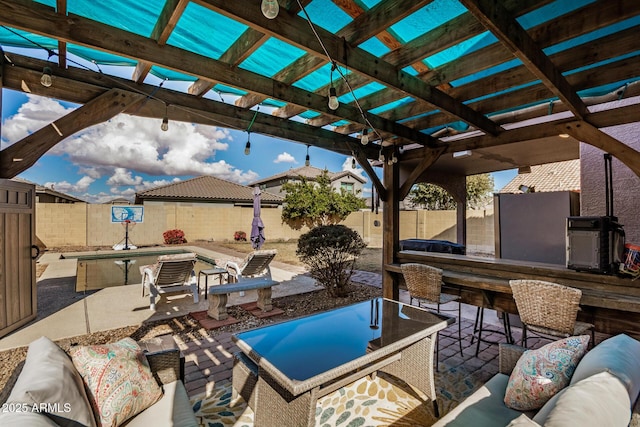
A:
[6,336,97,427]
[0,411,60,426]
[70,338,163,427]
[504,335,589,411]
[432,374,523,427]
[122,381,198,427]
[544,371,631,427]
[507,414,541,426]
[570,333,640,406]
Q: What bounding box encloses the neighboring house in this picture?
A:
[499,159,580,193]
[12,177,86,203]
[251,165,366,196]
[134,175,283,207]
[104,197,132,205]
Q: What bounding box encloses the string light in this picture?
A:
[360,128,369,145]
[328,86,339,110]
[305,145,310,166]
[261,0,279,19]
[40,66,52,87]
[160,103,169,131]
[352,156,356,169]
[245,133,251,155]
[378,147,385,162]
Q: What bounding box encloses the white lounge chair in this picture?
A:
[225,249,277,283]
[140,252,199,310]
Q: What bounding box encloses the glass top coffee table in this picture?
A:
[232,297,453,426]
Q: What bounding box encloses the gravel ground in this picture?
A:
[0,243,381,396]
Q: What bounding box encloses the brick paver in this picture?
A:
[174,270,608,398]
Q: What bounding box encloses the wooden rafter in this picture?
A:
[55,0,67,69]
[201,0,501,136]
[460,0,589,120]
[132,0,189,84]
[0,0,431,146]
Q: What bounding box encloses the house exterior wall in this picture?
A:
[580,120,640,244]
[35,203,496,254]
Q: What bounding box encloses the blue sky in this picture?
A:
[0,50,516,203]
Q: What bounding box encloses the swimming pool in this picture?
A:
[69,252,217,292]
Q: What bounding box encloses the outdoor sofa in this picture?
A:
[433,334,640,427]
[0,336,197,427]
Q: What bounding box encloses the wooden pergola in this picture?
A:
[1,0,640,305]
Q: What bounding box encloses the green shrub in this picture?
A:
[297,224,366,297]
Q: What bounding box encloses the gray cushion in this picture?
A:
[570,333,640,406]
[122,380,198,427]
[0,411,60,426]
[432,374,523,427]
[6,336,97,427]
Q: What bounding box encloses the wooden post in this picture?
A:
[382,161,400,300]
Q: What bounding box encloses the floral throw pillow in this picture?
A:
[70,338,163,427]
[504,335,590,411]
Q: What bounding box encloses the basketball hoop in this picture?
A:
[113,220,137,250]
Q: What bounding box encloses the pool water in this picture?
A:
[72,252,217,292]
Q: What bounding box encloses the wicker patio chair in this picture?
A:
[509,279,595,348]
[401,263,463,362]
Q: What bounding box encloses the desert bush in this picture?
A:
[163,229,187,244]
[297,224,366,297]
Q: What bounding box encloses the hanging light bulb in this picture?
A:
[40,67,53,87]
[328,87,339,110]
[352,157,356,169]
[378,148,385,162]
[392,153,398,163]
[244,133,251,155]
[360,128,369,145]
[160,103,169,131]
[261,0,279,19]
[305,145,310,166]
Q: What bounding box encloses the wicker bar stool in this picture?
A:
[401,263,463,364]
[509,279,595,348]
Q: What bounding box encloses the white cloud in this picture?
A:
[274,152,296,164]
[107,168,143,186]
[1,95,73,148]
[44,175,95,194]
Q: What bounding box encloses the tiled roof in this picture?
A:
[251,165,366,185]
[500,160,580,193]
[135,176,283,204]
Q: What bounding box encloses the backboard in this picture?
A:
[111,206,144,223]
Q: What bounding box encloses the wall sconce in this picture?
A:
[518,184,535,193]
[453,150,472,158]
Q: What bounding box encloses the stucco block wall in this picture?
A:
[580,120,640,244]
[35,203,496,254]
[35,203,87,247]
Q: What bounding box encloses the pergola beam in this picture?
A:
[460,0,589,120]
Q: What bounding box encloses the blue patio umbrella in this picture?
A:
[251,186,265,250]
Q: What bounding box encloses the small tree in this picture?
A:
[297,224,366,297]
[408,173,494,210]
[281,170,365,229]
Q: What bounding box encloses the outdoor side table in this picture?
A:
[138,334,184,383]
[199,267,229,299]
